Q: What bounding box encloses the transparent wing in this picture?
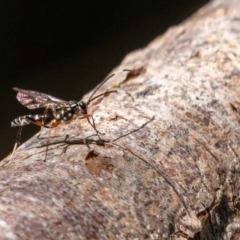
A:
[13,87,67,109]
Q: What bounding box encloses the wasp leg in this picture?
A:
[78,114,104,137]
[87,116,104,137]
[10,126,23,158]
[43,119,61,162]
[37,105,51,138]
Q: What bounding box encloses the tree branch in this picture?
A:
[1,0,240,239]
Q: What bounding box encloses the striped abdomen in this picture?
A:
[11,114,52,127]
[11,116,31,127]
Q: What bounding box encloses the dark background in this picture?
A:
[0,0,209,159]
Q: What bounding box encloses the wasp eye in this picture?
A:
[79,101,87,114]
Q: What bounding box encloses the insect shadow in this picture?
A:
[33,115,189,213]
[11,69,131,160]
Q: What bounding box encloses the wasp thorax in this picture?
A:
[68,101,78,109]
[54,101,79,122]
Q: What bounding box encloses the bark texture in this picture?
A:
[1,0,240,239]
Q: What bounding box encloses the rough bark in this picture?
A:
[1,0,240,239]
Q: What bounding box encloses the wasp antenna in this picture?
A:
[88,90,118,103]
[86,69,132,105]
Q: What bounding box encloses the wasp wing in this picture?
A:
[13,87,67,109]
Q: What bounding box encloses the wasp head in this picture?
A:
[78,101,87,115]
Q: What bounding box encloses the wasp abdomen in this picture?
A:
[11,114,52,127]
[11,116,31,127]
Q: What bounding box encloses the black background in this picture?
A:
[0,0,209,159]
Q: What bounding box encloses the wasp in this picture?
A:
[11,69,131,157]
[11,89,88,129]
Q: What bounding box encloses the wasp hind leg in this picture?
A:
[10,126,23,158]
[10,114,53,158]
[10,115,32,158]
[26,116,61,161]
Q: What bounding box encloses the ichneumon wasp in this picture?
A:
[11,69,131,158]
